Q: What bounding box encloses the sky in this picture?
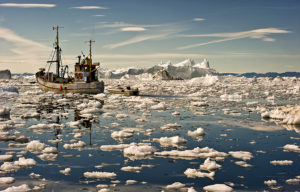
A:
[0,0,299,73]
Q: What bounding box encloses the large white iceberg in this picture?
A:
[99,58,217,79]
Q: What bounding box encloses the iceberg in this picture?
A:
[99,58,217,79]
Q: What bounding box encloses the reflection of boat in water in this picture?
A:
[36,26,104,94]
[107,86,139,96]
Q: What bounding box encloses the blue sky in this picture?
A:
[0,0,299,73]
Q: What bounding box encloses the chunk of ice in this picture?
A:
[229,151,253,161]
[203,184,233,192]
[83,171,116,179]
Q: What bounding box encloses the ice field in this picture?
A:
[0,75,299,191]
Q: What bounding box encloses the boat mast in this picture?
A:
[87,40,95,73]
[53,25,63,77]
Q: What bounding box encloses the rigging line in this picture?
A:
[89,22,96,47]
[47,49,54,62]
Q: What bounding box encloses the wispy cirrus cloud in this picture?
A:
[104,33,167,49]
[101,22,184,49]
[71,6,108,10]
[193,17,205,21]
[0,3,55,8]
[121,27,147,31]
[95,21,159,29]
[178,27,291,50]
[0,26,50,72]
[93,15,106,17]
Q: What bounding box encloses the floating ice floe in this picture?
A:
[29,173,41,178]
[96,184,109,189]
[200,158,222,171]
[111,130,134,139]
[26,140,46,153]
[14,157,36,168]
[285,176,300,185]
[160,123,183,131]
[154,136,186,147]
[172,111,180,116]
[124,144,156,159]
[125,179,137,185]
[98,188,110,192]
[38,153,58,161]
[220,94,242,102]
[83,171,116,179]
[270,160,293,165]
[261,104,300,125]
[190,75,219,86]
[100,143,132,151]
[234,161,252,168]
[188,128,205,137]
[0,162,20,172]
[102,112,114,118]
[28,123,64,130]
[155,147,227,160]
[165,182,185,189]
[0,184,30,192]
[74,133,82,138]
[264,179,277,186]
[66,121,81,128]
[63,141,86,149]
[187,187,197,192]
[0,154,13,162]
[150,102,166,110]
[60,168,71,175]
[0,177,15,184]
[42,146,58,154]
[184,168,215,179]
[1,157,36,173]
[229,151,253,161]
[116,113,128,119]
[77,100,102,110]
[190,101,208,107]
[203,184,233,192]
[93,93,106,100]
[80,107,102,114]
[121,166,142,173]
[283,144,300,153]
[21,112,40,119]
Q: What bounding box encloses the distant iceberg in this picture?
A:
[99,58,217,79]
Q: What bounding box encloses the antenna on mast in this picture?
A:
[85,40,95,73]
[52,25,64,76]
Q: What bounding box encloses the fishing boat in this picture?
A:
[107,86,139,96]
[36,26,104,94]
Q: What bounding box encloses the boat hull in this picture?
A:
[36,75,104,94]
